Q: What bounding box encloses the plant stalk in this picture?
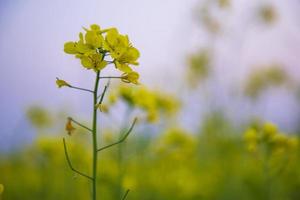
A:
[92,71,101,200]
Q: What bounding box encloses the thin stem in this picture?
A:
[121,189,130,200]
[99,76,122,79]
[69,85,94,93]
[68,117,92,133]
[97,117,137,152]
[97,80,110,102]
[117,107,133,199]
[92,71,101,200]
[63,138,93,180]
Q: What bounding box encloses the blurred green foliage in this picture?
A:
[1,111,300,200]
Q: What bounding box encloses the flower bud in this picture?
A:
[56,78,70,88]
[65,118,76,135]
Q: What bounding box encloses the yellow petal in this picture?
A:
[90,24,100,31]
[115,62,132,73]
[81,56,94,69]
[64,42,78,54]
[85,31,102,48]
[96,60,108,71]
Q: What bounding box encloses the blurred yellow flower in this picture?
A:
[0,184,4,194]
[244,65,288,99]
[218,0,230,8]
[245,122,299,157]
[247,142,257,153]
[271,133,288,148]
[263,122,278,140]
[259,5,277,24]
[109,85,180,123]
[244,128,258,143]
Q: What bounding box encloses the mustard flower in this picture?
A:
[59,24,141,200]
[104,28,140,73]
[63,24,140,78]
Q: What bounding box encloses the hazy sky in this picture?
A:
[1,0,300,151]
[0,0,198,150]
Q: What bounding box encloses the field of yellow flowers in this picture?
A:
[1,103,300,200]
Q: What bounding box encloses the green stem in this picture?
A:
[92,71,101,200]
[121,189,130,200]
[69,85,94,93]
[69,117,92,133]
[99,76,122,79]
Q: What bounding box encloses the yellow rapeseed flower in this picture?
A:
[63,24,140,79]
[263,122,277,140]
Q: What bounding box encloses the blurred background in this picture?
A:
[1,0,300,199]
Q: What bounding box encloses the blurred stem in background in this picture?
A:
[117,106,133,199]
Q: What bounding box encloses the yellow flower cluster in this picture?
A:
[109,85,180,122]
[64,24,140,84]
[244,122,298,153]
